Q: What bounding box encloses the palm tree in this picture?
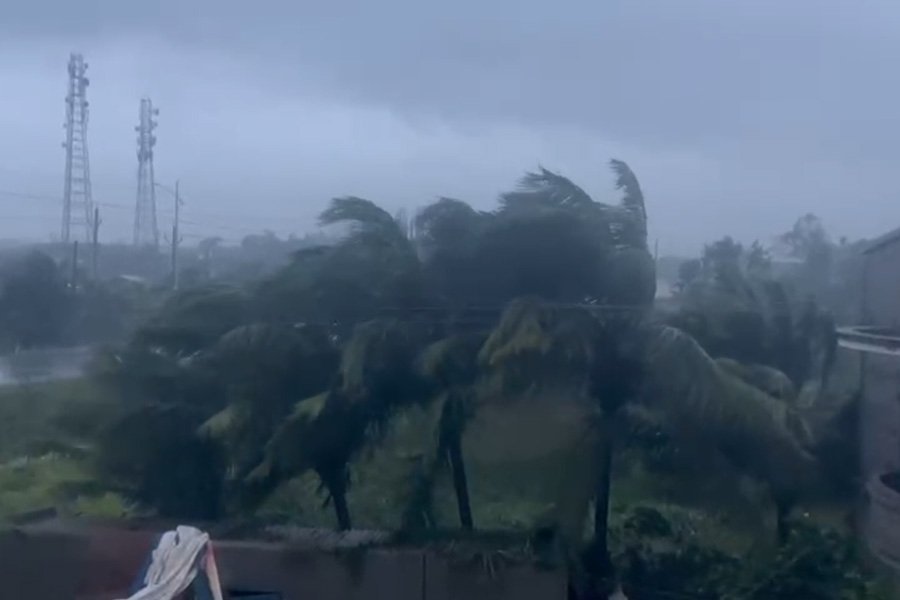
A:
[673,239,837,389]
[255,196,429,332]
[198,323,339,487]
[134,284,250,355]
[472,160,814,577]
[478,299,815,571]
[245,318,429,529]
[402,332,487,531]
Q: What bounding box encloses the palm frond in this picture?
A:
[338,319,427,404]
[320,196,397,230]
[609,159,646,221]
[254,391,339,479]
[499,168,595,213]
[198,404,241,439]
[608,159,648,250]
[478,299,596,396]
[289,390,331,421]
[420,333,485,386]
[716,358,797,402]
[644,325,816,494]
[479,299,555,366]
[414,198,485,255]
[135,285,249,354]
[479,299,593,367]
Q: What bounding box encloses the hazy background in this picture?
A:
[2,0,899,253]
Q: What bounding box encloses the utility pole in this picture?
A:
[91,207,100,280]
[170,180,182,290]
[61,53,94,244]
[70,240,79,290]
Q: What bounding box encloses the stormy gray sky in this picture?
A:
[1,0,899,253]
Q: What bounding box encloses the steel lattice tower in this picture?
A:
[61,53,94,243]
[133,98,159,248]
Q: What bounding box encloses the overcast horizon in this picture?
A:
[2,1,900,254]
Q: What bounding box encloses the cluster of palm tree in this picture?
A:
[91,160,831,578]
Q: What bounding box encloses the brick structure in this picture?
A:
[0,518,566,600]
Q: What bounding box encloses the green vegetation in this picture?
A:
[0,161,889,598]
[0,379,128,522]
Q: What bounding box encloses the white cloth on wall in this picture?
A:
[116,525,223,600]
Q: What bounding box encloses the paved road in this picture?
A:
[0,346,92,385]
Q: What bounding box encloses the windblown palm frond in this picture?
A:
[339,319,428,405]
[246,391,350,485]
[478,299,593,392]
[414,198,486,256]
[245,319,430,526]
[98,402,226,519]
[644,325,815,495]
[607,159,648,250]
[257,391,344,474]
[609,159,646,222]
[211,323,336,386]
[247,389,366,529]
[499,168,595,213]
[135,285,249,354]
[320,196,407,241]
[195,322,338,482]
[420,332,486,386]
[198,404,241,440]
[716,358,797,402]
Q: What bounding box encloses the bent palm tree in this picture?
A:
[402,332,487,531]
[247,319,429,530]
[134,284,250,355]
[474,160,814,575]
[479,300,816,572]
[198,323,339,490]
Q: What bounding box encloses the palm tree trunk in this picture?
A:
[775,494,794,545]
[589,417,615,574]
[447,434,474,530]
[323,469,352,531]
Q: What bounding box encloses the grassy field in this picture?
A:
[0,378,106,460]
[0,378,129,523]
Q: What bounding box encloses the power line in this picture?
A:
[0,190,59,202]
[0,184,304,226]
[0,186,310,240]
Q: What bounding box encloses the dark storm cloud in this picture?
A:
[3,0,900,251]
[9,0,900,155]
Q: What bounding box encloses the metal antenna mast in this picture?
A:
[133,98,160,248]
[61,53,94,243]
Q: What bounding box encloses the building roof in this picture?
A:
[863,226,900,255]
[837,326,900,356]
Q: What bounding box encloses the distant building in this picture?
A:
[837,226,900,572]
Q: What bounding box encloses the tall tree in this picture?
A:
[246,319,429,529]
[0,251,71,349]
[402,332,487,531]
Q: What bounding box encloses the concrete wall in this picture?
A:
[854,244,900,479]
[864,475,900,572]
[0,522,566,600]
[859,352,900,480]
